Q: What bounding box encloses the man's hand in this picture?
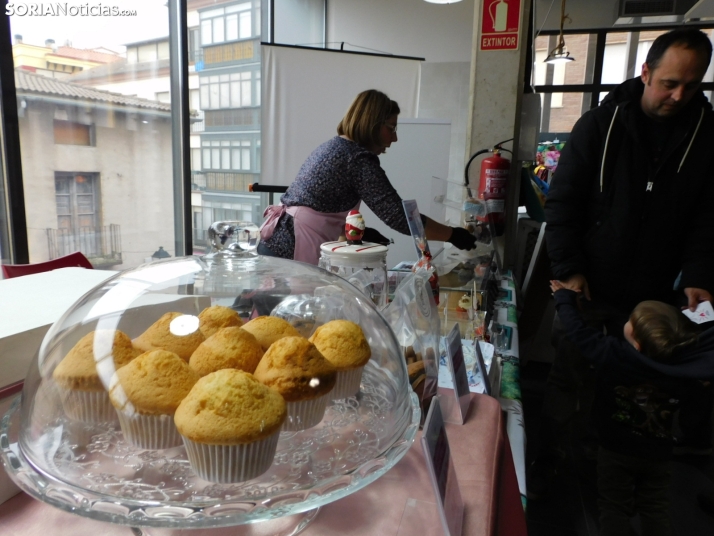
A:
[550,280,571,293]
[683,287,713,311]
[559,274,591,300]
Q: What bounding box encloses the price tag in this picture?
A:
[421,397,464,536]
[441,323,471,425]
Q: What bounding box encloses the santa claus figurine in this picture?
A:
[344,210,366,244]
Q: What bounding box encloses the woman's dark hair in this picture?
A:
[630,301,699,362]
[645,28,713,72]
[337,90,400,149]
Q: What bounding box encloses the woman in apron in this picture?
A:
[258,89,476,265]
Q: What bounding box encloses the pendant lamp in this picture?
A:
[545,0,575,64]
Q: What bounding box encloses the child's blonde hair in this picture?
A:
[630,301,698,361]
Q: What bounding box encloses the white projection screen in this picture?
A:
[261,44,422,186]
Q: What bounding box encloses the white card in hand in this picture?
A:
[682,301,714,324]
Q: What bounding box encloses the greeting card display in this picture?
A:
[440,323,471,425]
[421,397,464,536]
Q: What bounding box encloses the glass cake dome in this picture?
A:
[1,244,419,530]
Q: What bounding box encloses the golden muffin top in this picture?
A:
[174,369,286,445]
[253,336,336,401]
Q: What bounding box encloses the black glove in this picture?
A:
[448,227,477,250]
[363,227,392,246]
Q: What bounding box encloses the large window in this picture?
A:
[202,140,253,171]
[200,3,258,45]
[199,70,260,109]
[533,26,714,136]
[1,0,272,266]
[5,0,177,268]
[191,0,263,254]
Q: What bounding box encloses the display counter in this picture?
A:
[0,392,525,535]
[0,264,525,534]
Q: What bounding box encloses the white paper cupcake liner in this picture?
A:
[330,366,365,400]
[182,432,280,483]
[58,388,118,423]
[116,411,182,450]
[282,393,329,431]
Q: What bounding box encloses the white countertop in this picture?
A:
[0,268,118,339]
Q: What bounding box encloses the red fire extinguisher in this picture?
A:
[477,149,510,232]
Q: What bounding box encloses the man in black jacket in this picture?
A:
[529,28,714,498]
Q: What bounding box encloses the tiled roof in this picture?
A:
[70,58,171,83]
[52,46,123,64]
[15,69,171,112]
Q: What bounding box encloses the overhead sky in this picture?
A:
[9,0,169,52]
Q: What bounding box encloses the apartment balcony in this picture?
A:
[195,39,260,71]
[47,224,122,268]
[190,110,205,133]
[204,107,260,131]
[192,171,257,193]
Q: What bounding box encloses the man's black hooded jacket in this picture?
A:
[545,78,714,312]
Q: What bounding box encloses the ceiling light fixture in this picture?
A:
[423,0,462,4]
[544,0,575,64]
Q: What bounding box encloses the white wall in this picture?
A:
[327,0,475,62]
[327,0,476,187]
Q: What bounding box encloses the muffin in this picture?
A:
[241,316,301,352]
[132,312,205,361]
[53,329,141,422]
[189,326,264,376]
[109,350,200,449]
[309,320,371,399]
[254,336,336,431]
[174,369,286,483]
[198,305,243,338]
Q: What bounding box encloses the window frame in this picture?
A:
[532,24,714,116]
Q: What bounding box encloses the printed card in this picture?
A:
[682,301,714,324]
[440,323,471,425]
[421,397,464,536]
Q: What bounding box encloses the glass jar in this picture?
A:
[318,241,389,308]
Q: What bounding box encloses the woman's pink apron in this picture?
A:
[260,204,359,265]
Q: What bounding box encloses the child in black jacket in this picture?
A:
[550,281,714,536]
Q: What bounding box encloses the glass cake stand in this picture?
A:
[0,251,420,532]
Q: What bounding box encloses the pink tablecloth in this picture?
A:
[0,394,526,536]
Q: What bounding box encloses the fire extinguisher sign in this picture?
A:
[480,0,521,51]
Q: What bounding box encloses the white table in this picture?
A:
[0,268,118,389]
[0,268,118,503]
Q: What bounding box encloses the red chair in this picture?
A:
[2,251,93,279]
